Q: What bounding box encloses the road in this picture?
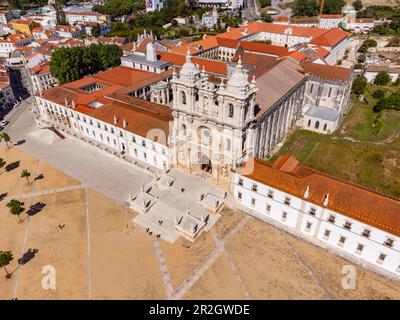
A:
[243,0,260,21]
[271,0,293,17]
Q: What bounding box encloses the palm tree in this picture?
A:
[0,158,5,175]
[21,169,31,185]
[0,132,11,149]
[0,251,13,279]
[6,199,25,223]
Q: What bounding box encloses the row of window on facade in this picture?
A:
[179,91,235,118]
[307,119,328,131]
[236,188,396,249]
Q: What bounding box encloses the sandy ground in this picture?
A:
[1,145,400,299]
[160,233,216,289]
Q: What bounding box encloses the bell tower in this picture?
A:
[170,54,257,184]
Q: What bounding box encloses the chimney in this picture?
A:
[113,115,117,125]
[323,193,329,207]
[304,186,309,199]
[122,118,127,128]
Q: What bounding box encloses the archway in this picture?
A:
[200,154,212,173]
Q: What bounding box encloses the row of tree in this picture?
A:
[50,44,123,84]
[292,0,346,17]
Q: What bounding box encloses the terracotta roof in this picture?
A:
[366,64,400,74]
[239,156,400,237]
[157,51,227,75]
[280,50,307,63]
[320,14,342,19]
[30,61,50,75]
[300,62,353,82]
[347,18,375,23]
[309,28,350,47]
[238,41,289,56]
[290,17,319,24]
[274,16,289,22]
[77,99,172,143]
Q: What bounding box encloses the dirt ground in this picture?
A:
[1,145,400,300]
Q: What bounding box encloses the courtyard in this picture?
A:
[1,145,400,299]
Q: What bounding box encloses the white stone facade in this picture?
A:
[232,172,400,276]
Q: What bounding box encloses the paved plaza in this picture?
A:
[4,101,226,243]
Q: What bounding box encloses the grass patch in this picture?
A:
[268,96,400,198]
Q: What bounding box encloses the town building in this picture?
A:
[9,19,40,35]
[65,11,108,26]
[232,155,400,277]
[0,64,16,109]
[365,64,400,83]
[29,61,58,93]
[201,7,218,28]
[0,9,12,25]
[145,0,164,12]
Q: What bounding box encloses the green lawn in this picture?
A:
[269,95,400,198]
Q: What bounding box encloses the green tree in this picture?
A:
[357,53,366,63]
[293,0,319,17]
[0,251,13,279]
[50,44,123,84]
[91,24,102,37]
[353,0,363,11]
[323,0,345,14]
[261,12,273,22]
[6,199,25,223]
[372,89,385,100]
[259,0,271,8]
[374,71,391,85]
[352,75,367,95]
[0,158,5,174]
[0,132,11,149]
[21,169,31,185]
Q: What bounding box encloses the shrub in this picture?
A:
[352,75,368,95]
[372,89,385,99]
[374,71,391,86]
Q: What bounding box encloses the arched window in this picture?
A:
[194,92,199,101]
[315,121,320,129]
[307,119,311,127]
[228,104,234,118]
[323,123,327,131]
[181,124,187,136]
[226,138,231,151]
[180,91,186,105]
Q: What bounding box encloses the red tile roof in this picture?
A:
[300,62,353,82]
[309,28,350,47]
[157,51,227,75]
[240,156,400,237]
[239,41,289,56]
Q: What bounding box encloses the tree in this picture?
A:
[0,132,11,149]
[261,12,273,22]
[91,24,102,37]
[259,0,271,8]
[353,0,363,11]
[374,71,391,85]
[352,75,367,95]
[6,199,25,223]
[372,89,385,100]
[323,0,345,14]
[0,251,13,279]
[50,44,123,84]
[357,53,366,63]
[293,0,319,17]
[21,169,31,185]
[0,158,5,174]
